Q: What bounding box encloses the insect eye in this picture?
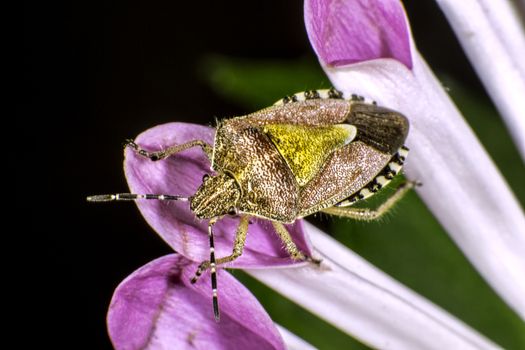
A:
[227,206,238,216]
[202,174,210,182]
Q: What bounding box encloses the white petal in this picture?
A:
[276,324,317,350]
[248,224,499,350]
[323,57,525,320]
[435,0,525,159]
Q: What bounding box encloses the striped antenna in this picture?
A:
[208,218,220,322]
[87,193,188,202]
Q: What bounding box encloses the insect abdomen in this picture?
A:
[334,146,409,207]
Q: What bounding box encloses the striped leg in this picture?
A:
[86,193,188,202]
[322,180,419,221]
[191,216,249,282]
[125,139,213,161]
[206,217,220,321]
[191,216,251,322]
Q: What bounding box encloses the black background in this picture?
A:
[23,1,485,348]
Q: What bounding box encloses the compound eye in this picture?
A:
[202,174,210,182]
[227,206,238,217]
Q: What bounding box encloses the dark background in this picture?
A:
[22,1,520,348]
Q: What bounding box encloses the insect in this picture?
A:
[88,88,417,321]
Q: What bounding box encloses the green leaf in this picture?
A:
[199,55,327,108]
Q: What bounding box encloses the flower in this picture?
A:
[107,122,314,349]
[304,0,525,321]
[434,0,525,159]
[305,0,412,68]
[108,254,286,350]
[106,0,525,348]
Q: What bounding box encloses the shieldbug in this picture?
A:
[88,88,417,321]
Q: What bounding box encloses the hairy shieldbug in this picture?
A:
[88,88,417,321]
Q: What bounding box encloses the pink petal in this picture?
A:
[124,122,312,268]
[304,0,412,68]
[107,254,285,350]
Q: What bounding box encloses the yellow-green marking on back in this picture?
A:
[263,124,356,186]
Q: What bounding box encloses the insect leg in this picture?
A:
[125,139,213,161]
[191,215,249,282]
[321,180,419,221]
[205,217,221,321]
[86,193,188,202]
[272,222,306,261]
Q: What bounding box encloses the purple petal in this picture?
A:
[108,254,285,350]
[304,0,412,68]
[124,122,313,267]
